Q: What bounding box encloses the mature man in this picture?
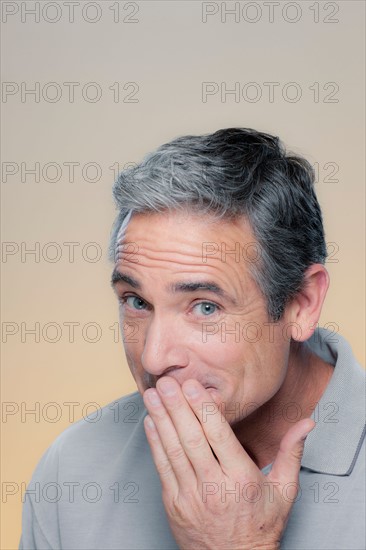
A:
[20,128,365,549]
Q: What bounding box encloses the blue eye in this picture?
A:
[194,302,218,316]
[125,296,148,310]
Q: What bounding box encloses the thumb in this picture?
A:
[268,418,315,489]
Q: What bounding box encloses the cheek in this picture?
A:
[119,308,144,351]
[124,348,139,377]
[195,331,251,389]
[238,338,290,407]
[121,324,145,378]
[196,328,289,398]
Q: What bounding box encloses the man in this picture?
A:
[20,128,365,549]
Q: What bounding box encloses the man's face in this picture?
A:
[112,210,294,425]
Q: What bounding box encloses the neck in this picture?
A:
[232,341,334,469]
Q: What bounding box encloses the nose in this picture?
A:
[141,313,189,377]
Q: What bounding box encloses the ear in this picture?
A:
[287,264,329,342]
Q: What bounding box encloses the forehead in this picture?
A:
[112,211,263,308]
[114,210,258,268]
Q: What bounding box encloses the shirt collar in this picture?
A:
[301,328,365,475]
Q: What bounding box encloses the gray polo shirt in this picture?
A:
[19,329,365,549]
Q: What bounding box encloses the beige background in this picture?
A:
[1,1,365,547]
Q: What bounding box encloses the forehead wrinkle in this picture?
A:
[115,243,251,287]
[116,255,248,290]
[116,243,253,271]
[116,242,211,261]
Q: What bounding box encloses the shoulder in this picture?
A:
[31,391,146,479]
[20,392,155,549]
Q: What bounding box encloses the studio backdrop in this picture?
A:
[1,1,365,548]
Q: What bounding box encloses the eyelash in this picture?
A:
[119,295,149,311]
[118,294,221,317]
[192,302,220,316]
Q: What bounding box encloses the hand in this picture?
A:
[143,377,315,550]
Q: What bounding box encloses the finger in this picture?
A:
[268,418,315,492]
[143,389,197,488]
[156,377,222,482]
[143,414,180,497]
[181,379,253,475]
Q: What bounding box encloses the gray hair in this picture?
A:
[109,128,327,321]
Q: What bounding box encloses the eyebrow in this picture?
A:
[111,269,141,289]
[111,269,238,306]
[169,281,237,305]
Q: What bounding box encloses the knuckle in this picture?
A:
[166,444,186,463]
[156,457,174,478]
[167,495,187,523]
[210,427,231,446]
[290,446,304,462]
[183,432,205,451]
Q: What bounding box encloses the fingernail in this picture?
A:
[158,377,177,396]
[147,390,161,406]
[145,415,155,430]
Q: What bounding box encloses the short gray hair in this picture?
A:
[109,128,327,321]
